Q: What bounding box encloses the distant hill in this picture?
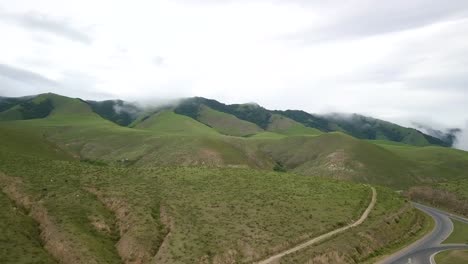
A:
[87,99,142,126]
[1,93,467,189]
[132,110,219,136]
[276,111,452,147]
[0,93,458,147]
[173,97,456,147]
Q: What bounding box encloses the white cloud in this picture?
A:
[455,123,468,151]
[0,0,467,134]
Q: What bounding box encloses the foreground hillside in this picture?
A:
[0,120,427,264]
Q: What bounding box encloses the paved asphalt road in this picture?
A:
[378,203,468,264]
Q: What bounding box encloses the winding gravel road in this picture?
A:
[256,186,377,264]
[378,203,468,264]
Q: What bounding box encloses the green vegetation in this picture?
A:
[437,180,468,200]
[0,127,375,263]
[267,114,321,136]
[174,97,272,129]
[260,133,421,188]
[407,179,468,218]
[0,95,53,120]
[0,191,56,264]
[157,168,370,263]
[435,250,468,264]
[277,110,451,146]
[280,187,431,264]
[443,220,468,244]
[248,131,285,139]
[0,96,27,112]
[133,110,219,136]
[87,99,142,126]
[1,96,467,189]
[196,105,262,136]
[0,125,72,160]
[375,143,468,184]
[364,210,434,264]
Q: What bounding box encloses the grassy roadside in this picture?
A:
[443,219,468,244]
[278,187,429,264]
[364,208,435,263]
[435,250,468,264]
[434,218,468,264]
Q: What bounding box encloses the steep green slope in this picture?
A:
[0,191,57,264]
[377,143,468,181]
[87,99,142,126]
[0,96,30,112]
[267,114,321,136]
[133,110,220,136]
[278,111,449,147]
[196,105,263,136]
[324,114,446,146]
[174,97,273,129]
[0,93,106,124]
[174,97,451,147]
[0,95,54,120]
[260,133,418,188]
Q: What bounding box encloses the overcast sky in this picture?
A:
[0,0,467,140]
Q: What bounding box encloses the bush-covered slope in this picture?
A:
[196,105,263,136]
[0,124,400,264]
[174,97,273,129]
[87,99,142,126]
[267,114,322,136]
[0,95,54,120]
[133,110,220,136]
[278,111,450,147]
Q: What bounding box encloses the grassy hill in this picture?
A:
[1,94,467,189]
[196,105,263,136]
[267,114,322,136]
[1,93,467,189]
[174,97,273,129]
[258,133,419,188]
[278,111,451,147]
[87,99,143,126]
[0,94,54,120]
[133,110,220,136]
[0,122,413,264]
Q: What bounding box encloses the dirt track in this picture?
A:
[256,186,377,264]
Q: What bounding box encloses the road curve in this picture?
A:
[378,203,468,264]
[256,186,377,264]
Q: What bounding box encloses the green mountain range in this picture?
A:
[0,93,466,188]
[2,93,453,146]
